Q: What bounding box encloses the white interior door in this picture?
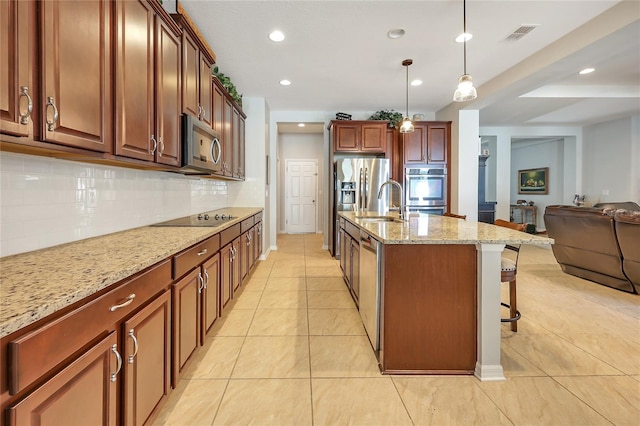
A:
[286,160,317,233]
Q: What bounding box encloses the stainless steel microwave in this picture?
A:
[180,114,222,175]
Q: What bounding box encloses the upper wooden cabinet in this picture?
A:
[1,0,34,138]
[331,121,387,153]
[232,105,246,179]
[114,0,182,166]
[402,121,450,166]
[40,0,113,152]
[211,77,246,180]
[172,6,215,127]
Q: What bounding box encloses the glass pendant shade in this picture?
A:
[453,74,477,102]
[399,117,414,133]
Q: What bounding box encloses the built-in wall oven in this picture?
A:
[404,167,447,215]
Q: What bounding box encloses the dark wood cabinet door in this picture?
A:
[343,235,352,288]
[221,243,232,310]
[240,230,250,283]
[223,97,233,176]
[232,107,240,178]
[403,124,427,165]
[232,237,241,292]
[212,79,224,135]
[334,124,359,151]
[202,254,220,340]
[239,114,245,179]
[361,123,385,152]
[123,291,171,426]
[41,0,112,152]
[254,221,263,264]
[171,268,201,385]
[350,238,360,302]
[6,332,118,426]
[181,32,199,119]
[426,123,448,164]
[1,0,33,138]
[114,0,154,161]
[155,16,181,167]
[339,228,347,276]
[199,56,212,127]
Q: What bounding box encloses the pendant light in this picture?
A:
[453,0,477,102]
[399,59,415,133]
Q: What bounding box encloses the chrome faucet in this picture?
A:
[377,179,405,220]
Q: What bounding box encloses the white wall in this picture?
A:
[0,152,228,256]
[582,116,639,204]
[510,139,566,230]
[277,133,325,233]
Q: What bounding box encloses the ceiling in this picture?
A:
[178,1,640,129]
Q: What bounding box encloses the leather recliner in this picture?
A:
[544,205,636,293]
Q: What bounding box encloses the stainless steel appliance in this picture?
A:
[359,230,382,353]
[179,114,222,175]
[404,167,447,215]
[332,157,390,256]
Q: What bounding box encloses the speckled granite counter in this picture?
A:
[339,211,553,245]
[0,207,262,338]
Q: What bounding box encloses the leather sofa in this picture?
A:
[544,204,640,293]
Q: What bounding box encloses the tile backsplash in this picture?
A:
[0,152,228,257]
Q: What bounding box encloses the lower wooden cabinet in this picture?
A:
[171,268,201,385]
[6,332,118,426]
[201,254,220,341]
[339,218,360,304]
[123,290,171,426]
[350,237,360,303]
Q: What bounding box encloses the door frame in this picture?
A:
[284,159,318,234]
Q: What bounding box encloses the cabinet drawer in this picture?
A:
[220,223,241,247]
[7,260,171,395]
[173,234,220,280]
[240,217,254,233]
[253,211,263,222]
[345,220,360,240]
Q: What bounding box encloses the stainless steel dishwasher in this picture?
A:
[359,230,382,353]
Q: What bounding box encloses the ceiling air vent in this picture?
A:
[504,24,538,41]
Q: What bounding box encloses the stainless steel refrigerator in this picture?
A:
[331,157,390,257]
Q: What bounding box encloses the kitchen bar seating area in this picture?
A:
[154,234,639,425]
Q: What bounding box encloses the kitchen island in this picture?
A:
[339,211,553,381]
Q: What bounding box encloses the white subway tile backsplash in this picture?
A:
[0,151,228,257]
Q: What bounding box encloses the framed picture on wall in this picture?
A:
[518,167,548,194]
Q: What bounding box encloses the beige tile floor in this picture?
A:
[155,233,640,426]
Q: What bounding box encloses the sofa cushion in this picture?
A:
[593,201,640,211]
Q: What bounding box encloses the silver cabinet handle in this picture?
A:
[197,105,203,119]
[128,329,138,364]
[197,272,204,294]
[150,135,157,155]
[110,344,122,382]
[158,137,164,156]
[45,96,58,131]
[246,234,251,246]
[203,269,209,289]
[197,248,208,256]
[211,137,221,165]
[19,86,33,125]
[109,294,136,312]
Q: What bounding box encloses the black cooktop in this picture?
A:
[152,211,235,227]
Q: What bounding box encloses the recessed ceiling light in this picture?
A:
[579,68,595,75]
[387,28,405,39]
[268,30,285,42]
[410,79,423,86]
[298,123,305,127]
[455,32,473,43]
[279,79,291,86]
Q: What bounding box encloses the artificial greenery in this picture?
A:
[368,109,403,128]
[213,66,242,106]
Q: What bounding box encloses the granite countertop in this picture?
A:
[339,211,554,245]
[0,207,262,338]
